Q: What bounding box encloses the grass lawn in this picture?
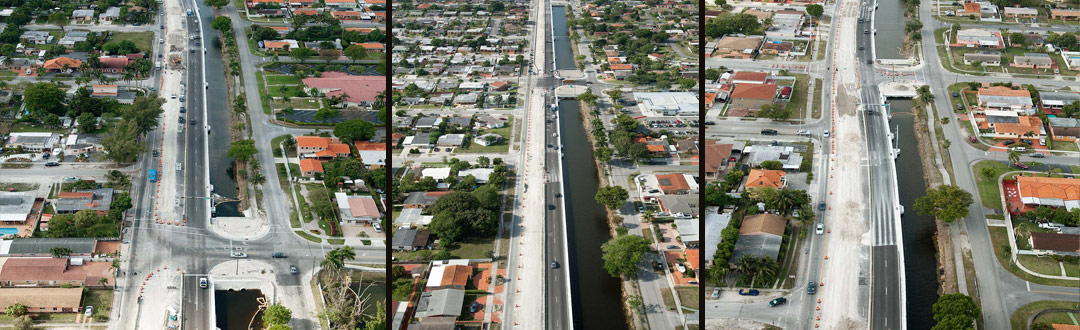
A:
[327,238,345,245]
[990,227,1080,287]
[1012,300,1080,330]
[785,74,810,120]
[83,289,114,321]
[295,231,322,243]
[0,182,37,192]
[272,98,322,110]
[675,287,699,309]
[1,163,32,169]
[445,237,496,259]
[111,32,155,54]
[660,287,676,311]
[1034,311,1079,326]
[270,135,297,157]
[972,161,1009,210]
[457,124,513,154]
[255,71,272,114]
[10,123,65,133]
[812,78,823,119]
[268,85,308,98]
[265,74,301,85]
[1049,140,1080,152]
[1017,255,1066,277]
[296,188,313,223]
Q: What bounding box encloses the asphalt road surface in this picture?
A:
[545,104,571,330]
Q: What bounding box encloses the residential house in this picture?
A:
[711,36,762,59]
[730,213,787,262]
[764,11,805,39]
[976,86,1034,114]
[703,143,734,179]
[1048,117,1079,141]
[990,116,1043,139]
[744,145,803,170]
[458,168,495,183]
[426,264,471,290]
[414,289,465,320]
[299,158,324,176]
[403,191,451,209]
[657,195,699,218]
[760,41,794,56]
[0,257,114,287]
[1039,92,1079,112]
[744,169,787,189]
[473,133,502,146]
[953,29,1005,49]
[354,141,387,168]
[0,288,82,313]
[71,9,95,21]
[1030,232,1079,256]
[5,133,61,152]
[732,71,768,85]
[420,167,451,182]
[355,42,385,53]
[20,31,53,45]
[63,134,104,155]
[414,116,443,129]
[324,0,358,7]
[474,115,507,129]
[335,193,380,224]
[729,83,778,115]
[403,132,433,148]
[391,228,431,251]
[0,193,35,225]
[1050,9,1080,20]
[963,52,1002,66]
[295,136,351,160]
[436,134,465,147]
[57,31,89,47]
[262,40,300,53]
[1003,7,1038,18]
[656,173,695,195]
[98,56,129,74]
[1015,176,1080,211]
[1011,53,1052,69]
[99,7,121,21]
[41,57,83,73]
[55,189,113,215]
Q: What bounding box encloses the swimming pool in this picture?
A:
[0,228,18,236]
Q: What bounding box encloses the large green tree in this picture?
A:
[122,94,165,135]
[24,82,67,117]
[427,191,497,243]
[600,235,650,277]
[333,119,376,142]
[931,293,979,330]
[102,119,146,163]
[914,185,974,223]
[595,185,629,210]
[227,139,258,163]
[211,15,232,32]
[263,304,292,326]
[343,44,368,62]
[806,4,824,18]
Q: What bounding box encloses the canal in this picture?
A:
[553,5,629,330]
[195,0,241,217]
[214,289,265,330]
[887,99,937,329]
[872,0,907,59]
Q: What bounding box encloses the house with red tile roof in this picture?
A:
[0,258,114,288]
[1015,176,1080,211]
[656,173,693,195]
[299,158,324,176]
[745,169,787,189]
[426,264,471,290]
[729,83,778,115]
[99,56,129,74]
[41,57,82,73]
[353,42,385,52]
[704,143,734,179]
[295,136,351,159]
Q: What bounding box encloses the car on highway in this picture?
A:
[797,130,810,136]
[230,252,247,258]
[289,265,299,274]
[769,297,787,307]
[550,261,559,269]
[84,306,93,317]
[738,289,760,296]
[807,281,817,295]
[712,288,721,298]
[199,277,208,288]
[548,204,556,210]
[823,131,830,137]
[555,193,561,198]
[272,252,287,258]
[818,202,826,211]
[190,119,196,125]
[815,223,825,235]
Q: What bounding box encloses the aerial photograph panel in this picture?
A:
[0,0,390,327]
[703,0,1079,329]
[391,0,702,328]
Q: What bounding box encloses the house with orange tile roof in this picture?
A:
[296,136,351,160]
[1015,176,1080,210]
[292,9,319,16]
[656,173,693,195]
[331,10,363,20]
[41,57,82,73]
[1050,9,1080,21]
[352,42,384,53]
[732,71,768,84]
[324,0,356,6]
[744,169,787,189]
[261,40,299,53]
[729,83,778,115]
[247,0,285,8]
[0,257,115,288]
[299,158,324,176]
[704,142,734,179]
[990,116,1043,139]
[426,264,471,290]
[0,288,83,313]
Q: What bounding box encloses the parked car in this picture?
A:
[84,306,93,317]
[1020,139,1033,145]
[769,297,788,307]
[469,301,481,313]
[968,136,977,143]
[1030,153,1045,158]
[712,288,721,299]
[738,289,760,296]
[45,162,60,167]
[1002,139,1016,146]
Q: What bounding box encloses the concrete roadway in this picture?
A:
[545,102,571,330]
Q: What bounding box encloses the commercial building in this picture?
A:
[633,92,699,117]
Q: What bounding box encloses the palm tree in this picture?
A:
[917,85,935,105]
[321,246,356,269]
[1008,150,1021,164]
[737,256,759,285]
[99,277,109,288]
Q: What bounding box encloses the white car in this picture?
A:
[815,223,825,235]
[230,252,248,258]
[199,277,208,288]
[84,306,93,317]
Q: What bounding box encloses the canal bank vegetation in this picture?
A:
[316,247,386,330]
[211,14,262,212]
[931,293,980,329]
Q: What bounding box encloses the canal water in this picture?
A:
[195,0,241,217]
[214,289,265,330]
[553,5,629,330]
[887,99,937,329]
[872,0,907,59]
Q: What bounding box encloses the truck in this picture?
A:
[149,169,157,182]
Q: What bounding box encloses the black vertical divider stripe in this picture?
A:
[385,1,393,329]
[697,0,706,326]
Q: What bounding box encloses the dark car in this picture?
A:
[178,116,185,124]
[271,252,287,258]
[769,297,788,307]
[760,129,778,135]
[738,289,760,296]
[807,282,817,295]
[550,261,559,269]
[153,150,159,157]
[1020,139,1033,145]
[952,91,960,97]
[1003,140,1016,146]
[190,119,196,125]
[469,301,481,313]
[818,202,826,211]
[548,204,556,210]
[1031,153,1045,158]
[180,106,186,113]
[45,162,60,167]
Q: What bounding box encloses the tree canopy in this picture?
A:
[333,119,376,142]
[931,293,979,330]
[914,185,973,223]
[601,235,650,277]
[263,304,293,327]
[595,185,629,210]
[428,192,497,243]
